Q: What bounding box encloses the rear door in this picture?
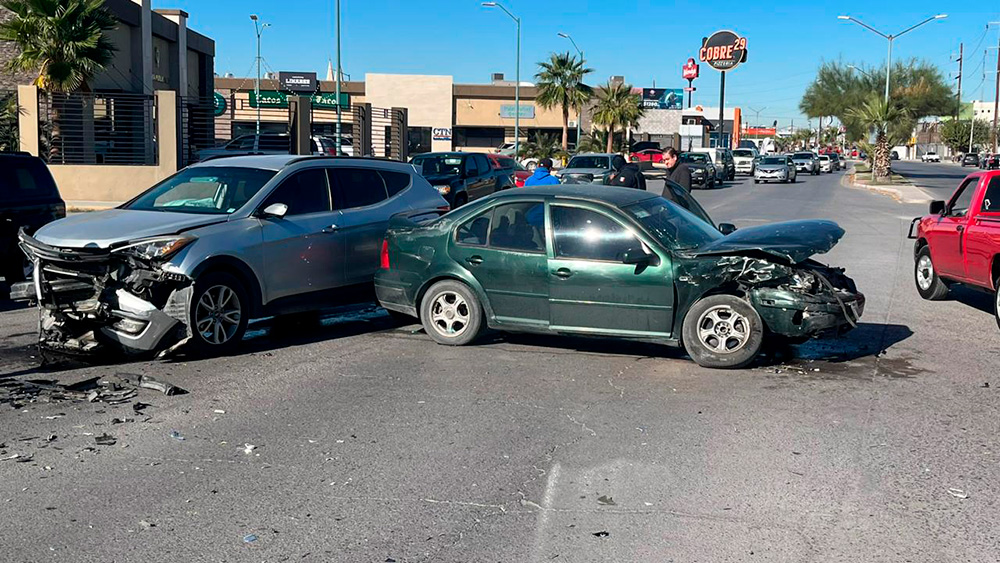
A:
[963,175,1000,287]
[328,166,398,286]
[0,156,63,248]
[928,177,979,280]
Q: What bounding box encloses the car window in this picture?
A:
[309,139,319,153]
[497,157,516,171]
[259,136,289,151]
[463,157,476,177]
[380,170,411,197]
[664,181,713,226]
[0,157,59,203]
[948,178,978,217]
[476,155,491,176]
[623,197,723,250]
[229,136,253,150]
[456,209,491,246]
[261,168,331,216]
[488,202,545,252]
[551,206,641,262]
[981,177,1000,213]
[567,156,611,169]
[128,167,276,214]
[328,167,389,210]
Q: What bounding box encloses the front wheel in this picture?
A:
[188,272,250,354]
[914,246,949,300]
[682,295,764,369]
[420,280,484,346]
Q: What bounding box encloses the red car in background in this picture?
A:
[630,148,664,163]
[486,153,531,187]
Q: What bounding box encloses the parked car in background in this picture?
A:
[486,153,531,187]
[495,142,517,156]
[630,148,664,163]
[10,155,448,355]
[1,152,65,286]
[679,152,718,189]
[754,155,797,184]
[196,134,353,161]
[732,148,759,175]
[629,141,661,153]
[961,153,981,167]
[921,152,941,163]
[412,152,511,208]
[910,170,1000,327]
[818,155,833,173]
[828,152,843,171]
[790,152,820,175]
[556,153,627,184]
[689,147,735,181]
[375,185,863,369]
[890,150,900,161]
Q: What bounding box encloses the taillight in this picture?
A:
[326,146,338,155]
[380,238,390,269]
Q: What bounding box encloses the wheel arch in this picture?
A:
[415,271,495,322]
[992,254,1000,290]
[189,255,264,318]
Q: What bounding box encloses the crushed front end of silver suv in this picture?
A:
[11,230,195,355]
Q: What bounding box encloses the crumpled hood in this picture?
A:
[687,220,845,264]
[34,209,225,249]
[423,173,461,185]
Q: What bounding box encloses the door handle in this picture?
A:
[321,224,339,234]
[466,255,484,265]
[553,268,573,279]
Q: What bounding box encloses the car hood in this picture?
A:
[34,209,226,249]
[685,162,709,171]
[423,173,461,184]
[559,168,610,176]
[756,164,786,171]
[686,220,845,264]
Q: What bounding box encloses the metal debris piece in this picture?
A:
[94,434,117,446]
[214,409,226,414]
[139,520,155,529]
[169,431,185,441]
[243,444,257,455]
[948,488,969,499]
[243,534,258,543]
[139,375,180,396]
[592,531,610,538]
[596,495,616,506]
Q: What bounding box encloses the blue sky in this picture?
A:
[156,0,998,128]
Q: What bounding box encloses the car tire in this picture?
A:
[682,294,764,369]
[994,278,1000,331]
[753,179,759,184]
[914,246,949,300]
[420,280,484,346]
[188,271,250,354]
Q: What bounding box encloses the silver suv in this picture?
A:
[12,155,447,355]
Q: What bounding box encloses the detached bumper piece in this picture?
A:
[13,231,192,355]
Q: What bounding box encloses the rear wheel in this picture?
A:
[753,179,759,184]
[2,255,32,284]
[995,278,1000,331]
[188,272,250,354]
[914,246,949,300]
[682,295,764,369]
[420,280,484,346]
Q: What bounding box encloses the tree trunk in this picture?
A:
[606,125,614,153]
[873,131,891,180]
[561,104,569,152]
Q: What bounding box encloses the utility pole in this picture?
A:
[955,42,963,120]
[250,15,270,152]
[992,22,1000,153]
[748,106,765,142]
[335,0,343,155]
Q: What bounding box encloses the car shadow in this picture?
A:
[948,285,996,316]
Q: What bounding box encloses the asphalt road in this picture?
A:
[890,160,973,199]
[2,168,999,562]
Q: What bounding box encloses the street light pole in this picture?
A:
[483,2,520,158]
[250,15,270,149]
[838,14,947,104]
[748,106,765,142]
[559,32,583,151]
[335,0,343,155]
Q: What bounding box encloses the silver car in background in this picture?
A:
[555,153,627,184]
[754,155,797,184]
[12,155,447,355]
[790,152,820,175]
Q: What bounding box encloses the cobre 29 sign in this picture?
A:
[698,30,748,71]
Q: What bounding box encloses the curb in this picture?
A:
[843,169,931,204]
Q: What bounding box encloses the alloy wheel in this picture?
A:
[430,291,470,337]
[696,305,751,354]
[194,284,242,345]
[916,255,934,291]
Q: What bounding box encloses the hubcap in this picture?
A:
[697,305,751,354]
[916,255,934,291]
[194,285,242,345]
[430,291,470,337]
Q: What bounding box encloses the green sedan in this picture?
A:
[375,185,864,369]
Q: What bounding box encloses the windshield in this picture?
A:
[793,153,814,159]
[622,197,723,251]
[761,157,786,165]
[732,149,754,157]
[413,155,463,176]
[680,153,709,164]
[567,156,610,170]
[125,167,277,214]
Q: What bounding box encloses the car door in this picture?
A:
[546,202,674,337]
[257,167,346,301]
[449,200,550,327]
[471,154,496,199]
[962,175,1000,286]
[327,166,398,286]
[928,177,979,280]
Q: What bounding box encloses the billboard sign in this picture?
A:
[682,58,700,80]
[699,30,748,71]
[432,128,452,141]
[641,88,683,110]
[249,90,349,109]
[746,127,776,137]
[500,104,535,119]
[278,71,318,93]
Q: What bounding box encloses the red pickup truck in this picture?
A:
[910,170,1000,326]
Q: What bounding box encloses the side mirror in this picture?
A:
[718,223,738,235]
[262,203,288,218]
[929,200,945,215]
[622,248,654,266]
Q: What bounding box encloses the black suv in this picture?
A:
[410,152,510,208]
[961,153,980,167]
[1,152,64,285]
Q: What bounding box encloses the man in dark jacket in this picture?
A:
[524,158,560,186]
[662,147,691,193]
[609,162,647,190]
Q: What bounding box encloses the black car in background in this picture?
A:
[0,152,65,285]
[411,152,511,209]
[961,153,980,167]
[679,152,718,189]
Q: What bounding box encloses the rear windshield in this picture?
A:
[567,156,611,170]
[413,155,463,176]
[793,153,814,159]
[732,150,754,157]
[680,153,709,164]
[125,167,277,214]
[0,156,59,204]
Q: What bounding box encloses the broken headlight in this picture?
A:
[113,236,195,261]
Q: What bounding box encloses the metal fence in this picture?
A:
[0,90,17,152]
[180,96,223,167]
[38,91,157,165]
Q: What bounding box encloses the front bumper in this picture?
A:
[735,162,754,174]
[755,170,787,181]
[11,231,192,354]
[752,288,865,338]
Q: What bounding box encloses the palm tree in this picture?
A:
[516,132,568,162]
[592,81,643,153]
[535,52,593,152]
[847,95,909,180]
[0,0,117,92]
[0,92,19,151]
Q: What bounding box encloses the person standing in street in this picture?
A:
[661,147,691,193]
[524,158,560,186]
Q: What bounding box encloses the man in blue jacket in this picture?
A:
[524,158,560,186]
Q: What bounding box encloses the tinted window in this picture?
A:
[380,170,411,197]
[732,149,754,158]
[230,136,255,150]
[761,157,785,165]
[0,157,59,203]
[567,156,611,170]
[623,197,723,250]
[329,168,389,209]
[982,177,1000,213]
[496,157,517,171]
[475,155,491,176]
[463,157,477,176]
[258,169,330,216]
[488,202,545,252]
[681,153,709,164]
[415,155,462,176]
[551,206,640,262]
[948,178,978,217]
[456,210,491,246]
[127,167,276,214]
[260,136,290,151]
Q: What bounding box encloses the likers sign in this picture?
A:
[699,30,748,71]
[278,72,318,93]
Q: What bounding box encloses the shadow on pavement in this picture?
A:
[948,285,996,316]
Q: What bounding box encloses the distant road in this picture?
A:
[891,160,973,199]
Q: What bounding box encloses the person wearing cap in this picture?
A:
[524,157,560,186]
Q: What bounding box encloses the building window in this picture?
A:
[408,127,431,155]
[454,127,505,149]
